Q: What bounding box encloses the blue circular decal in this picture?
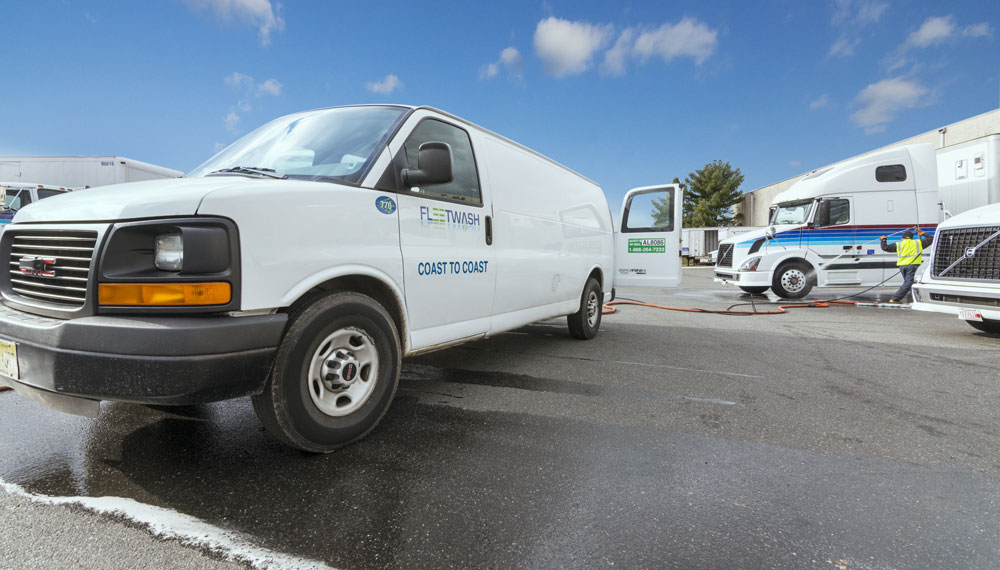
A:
[375,195,396,215]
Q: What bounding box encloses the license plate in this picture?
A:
[0,338,18,380]
[959,308,984,322]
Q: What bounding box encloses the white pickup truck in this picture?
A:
[0,105,682,451]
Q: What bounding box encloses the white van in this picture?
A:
[911,201,1000,333]
[0,105,681,452]
[714,144,940,298]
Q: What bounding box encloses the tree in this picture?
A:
[682,160,745,227]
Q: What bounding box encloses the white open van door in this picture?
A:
[614,184,683,287]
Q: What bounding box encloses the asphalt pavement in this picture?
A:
[2,267,999,569]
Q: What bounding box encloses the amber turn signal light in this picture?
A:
[98,283,231,306]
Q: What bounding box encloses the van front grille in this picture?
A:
[932,226,1000,281]
[7,231,96,308]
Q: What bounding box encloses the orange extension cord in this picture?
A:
[603,298,859,316]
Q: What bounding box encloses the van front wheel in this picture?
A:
[568,278,602,340]
[252,292,401,453]
[771,261,814,299]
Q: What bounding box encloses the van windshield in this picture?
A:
[188,106,408,185]
[770,199,813,225]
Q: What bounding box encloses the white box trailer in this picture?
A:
[0,156,182,189]
[936,134,1000,217]
[683,226,764,262]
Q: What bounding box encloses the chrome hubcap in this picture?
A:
[586,291,600,327]
[307,327,379,417]
[781,269,807,293]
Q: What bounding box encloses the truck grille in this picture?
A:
[717,243,735,267]
[7,231,96,307]
[932,226,1000,281]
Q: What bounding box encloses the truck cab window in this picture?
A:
[402,119,482,205]
[816,198,850,226]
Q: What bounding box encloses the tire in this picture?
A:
[771,261,814,299]
[967,319,1000,334]
[739,286,769,295]
[567,278,602,340]
[252,292,401,453]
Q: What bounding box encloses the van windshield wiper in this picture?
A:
[208,166,287,179]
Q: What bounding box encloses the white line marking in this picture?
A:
[1,478,335,570]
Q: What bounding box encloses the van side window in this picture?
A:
[817,198,850,226]
[622,189,674,232]
[402,119,481,205]
[875,164,906,182]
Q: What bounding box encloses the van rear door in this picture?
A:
[614,184,683,287]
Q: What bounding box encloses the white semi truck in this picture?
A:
[714,144,940,298]
[0,156,182,189]
[0,105,683,452]
[911,202,1000,334]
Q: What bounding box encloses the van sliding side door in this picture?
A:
[614,185,683,287]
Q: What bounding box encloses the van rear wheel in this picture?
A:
[252,292,401,453]
[771,261,814,299]
[568,278,602,340]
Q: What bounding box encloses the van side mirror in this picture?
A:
[401,142,453,187]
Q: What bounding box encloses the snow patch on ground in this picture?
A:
[1,478,335,570]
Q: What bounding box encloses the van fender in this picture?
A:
[279,265,410,351]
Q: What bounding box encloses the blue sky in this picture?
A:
[3,0,998,207]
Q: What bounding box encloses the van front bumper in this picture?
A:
[0,302,287,415]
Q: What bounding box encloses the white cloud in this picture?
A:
[904,15,957,48]
[828,36,860,57]
[963,22,993,38]
[600,29,635,76]
[633,18,718,65]
[225,72,254,90]
[84,13,97,24]
[257,78,283,96]
[224,110,241,133]
[367,74,402,94]
[184,0,285,46]
[480,47,524,80]
[533,17,612,77]
[884,15,974,70]
[828,0,888,58]
[789,160,802,167]
[809,94,832,110]
[850,77,929,134]
[480,63,500,80]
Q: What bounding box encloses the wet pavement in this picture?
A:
[2,268,1000,569]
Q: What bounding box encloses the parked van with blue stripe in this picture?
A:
[714,144,940,298]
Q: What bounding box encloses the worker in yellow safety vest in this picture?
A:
[879,229,933,304]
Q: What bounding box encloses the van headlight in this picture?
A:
[739,256,762,271]
[155,233,184,270]
[98,217,239,312]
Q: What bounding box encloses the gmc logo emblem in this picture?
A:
[19,256,56,277]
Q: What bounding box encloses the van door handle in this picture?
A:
[485,216,493,246]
